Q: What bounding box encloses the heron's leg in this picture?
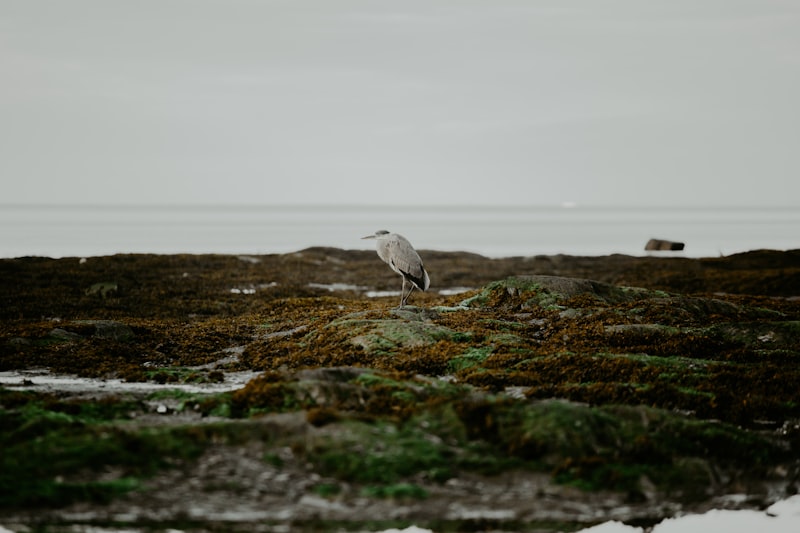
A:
[404,284,416,306]
[399,277,407,308]
[399,277,417,308]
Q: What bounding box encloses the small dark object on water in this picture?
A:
[646,239,685,251]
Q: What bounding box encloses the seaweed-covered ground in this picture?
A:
[1,249,799,532]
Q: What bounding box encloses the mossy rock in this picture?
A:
[324,314,459,355]
[230,367,467,419]
[464,276,657,310]
[2,251,800,523]
[705,320,800,349]
[465,276,784,326]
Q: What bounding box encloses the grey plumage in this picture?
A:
[362,230,430,307]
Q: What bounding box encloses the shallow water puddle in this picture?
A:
[578,495,800,533]
[0,369,260,395]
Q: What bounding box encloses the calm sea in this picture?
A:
[1,204,798,259]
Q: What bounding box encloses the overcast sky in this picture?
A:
[1,0,798,207]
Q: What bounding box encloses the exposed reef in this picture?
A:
[1,249,799,531]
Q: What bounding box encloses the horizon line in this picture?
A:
[2,202,798,210]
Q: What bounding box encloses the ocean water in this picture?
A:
[1,204,797,259]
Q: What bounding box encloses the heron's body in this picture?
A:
[362,230,430,307]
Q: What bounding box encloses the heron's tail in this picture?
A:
[421,268,430,291]
[400,266,430,292]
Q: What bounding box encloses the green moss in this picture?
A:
[455,397,785,493]
[305,405,519,486]
[314,482,342,497]
[307,420,453,484]
[602,352,712,388]
[496,400,626,460]
[2,477,143,509]
[0,387,287,509]
[330,317,461,355]
[1,389,143,430]
[353,372,408,389]
[145,390,233,416]
[480,318,528,330]
[263,452,285,468]
[489,333,525,346]
[553,457,645,492]
[448,346,494,372]
[360,483,429,499]
[458,291,491,308]
[450,331,474,343]
[0,421,206,508]
[604,323,681,337]
[706,321,800,348]
[620,286,671,299]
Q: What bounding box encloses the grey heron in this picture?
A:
[362,230,430,308]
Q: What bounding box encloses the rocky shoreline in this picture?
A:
[1,249,799,531]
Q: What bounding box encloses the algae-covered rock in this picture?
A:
[47,328,84,342]
[348,319,455,354]
[322,310,458,355]
[225,365,791,500]
[464,275,657,310]
[2,251,799,529]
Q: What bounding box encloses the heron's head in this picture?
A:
[361,230,390,240]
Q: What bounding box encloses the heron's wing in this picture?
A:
[387,235,430,291]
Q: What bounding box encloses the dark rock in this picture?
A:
[7,337,33,347]
[645,239,685,251]
[47,328,84,341]
[72,320,136,342]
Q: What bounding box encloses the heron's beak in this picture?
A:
[361,235,375,240]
